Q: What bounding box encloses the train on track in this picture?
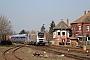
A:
[9,32,46,45]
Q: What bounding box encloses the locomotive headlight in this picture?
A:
[37,39,39,42]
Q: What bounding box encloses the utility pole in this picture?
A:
[82,22,86,50]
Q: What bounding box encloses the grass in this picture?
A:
[23,50,63,60]
[0,45,7,49]
[86,45,90,49]
[22,48,73,60]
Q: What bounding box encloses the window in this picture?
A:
[78,26,81,30]
[53,32,56,38]
[86,26,89,31]
[62,32,65,35]
[72,27,73,30]
[38,33,44,38]
[58,32,60,35]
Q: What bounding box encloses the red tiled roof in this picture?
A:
[71,11,90,24]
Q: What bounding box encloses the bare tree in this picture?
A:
[0,15,12,40]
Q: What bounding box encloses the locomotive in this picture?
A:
[10,32,46,45]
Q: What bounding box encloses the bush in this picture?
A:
[0,40,12,45]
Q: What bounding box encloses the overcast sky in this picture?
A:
[0,0,90,33]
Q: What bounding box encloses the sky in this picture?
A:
[0,0,90,33]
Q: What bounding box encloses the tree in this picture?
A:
[0,15,12,39]
[19,29,26,34]
[41,24,45,32]
[46,32,53,41]
[30,30,36,34]
[49,20,55,34]
[25,31,30,34]
[11,31,17,35]
[48,20,55,40]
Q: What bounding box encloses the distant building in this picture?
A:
[53,19,72,45]
[70,11,90,38]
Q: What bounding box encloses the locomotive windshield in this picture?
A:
[38,33,44,38]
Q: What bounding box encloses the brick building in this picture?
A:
[70,11,90,38]
[53,19,72,45]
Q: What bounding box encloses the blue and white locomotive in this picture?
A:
[10,32,46,45]
[29,32,46,45]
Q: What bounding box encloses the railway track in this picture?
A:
[27,45,90,60]
[45,45,90,60]
[3,45,23,60]
[2,44,90,60]
[46,48,90,60]
[46,45,90,55]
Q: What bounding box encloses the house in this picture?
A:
[53,19,72,45]
[70,11,90,45]
[71,11,90,37]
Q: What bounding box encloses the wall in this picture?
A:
[53,29,69,45]
[71,23,90,37]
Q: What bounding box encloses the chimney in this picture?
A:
[66,18,69,26]
[61,19,63,21]
[84,11,86,15]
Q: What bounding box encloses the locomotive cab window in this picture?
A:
[38,33,44,38]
